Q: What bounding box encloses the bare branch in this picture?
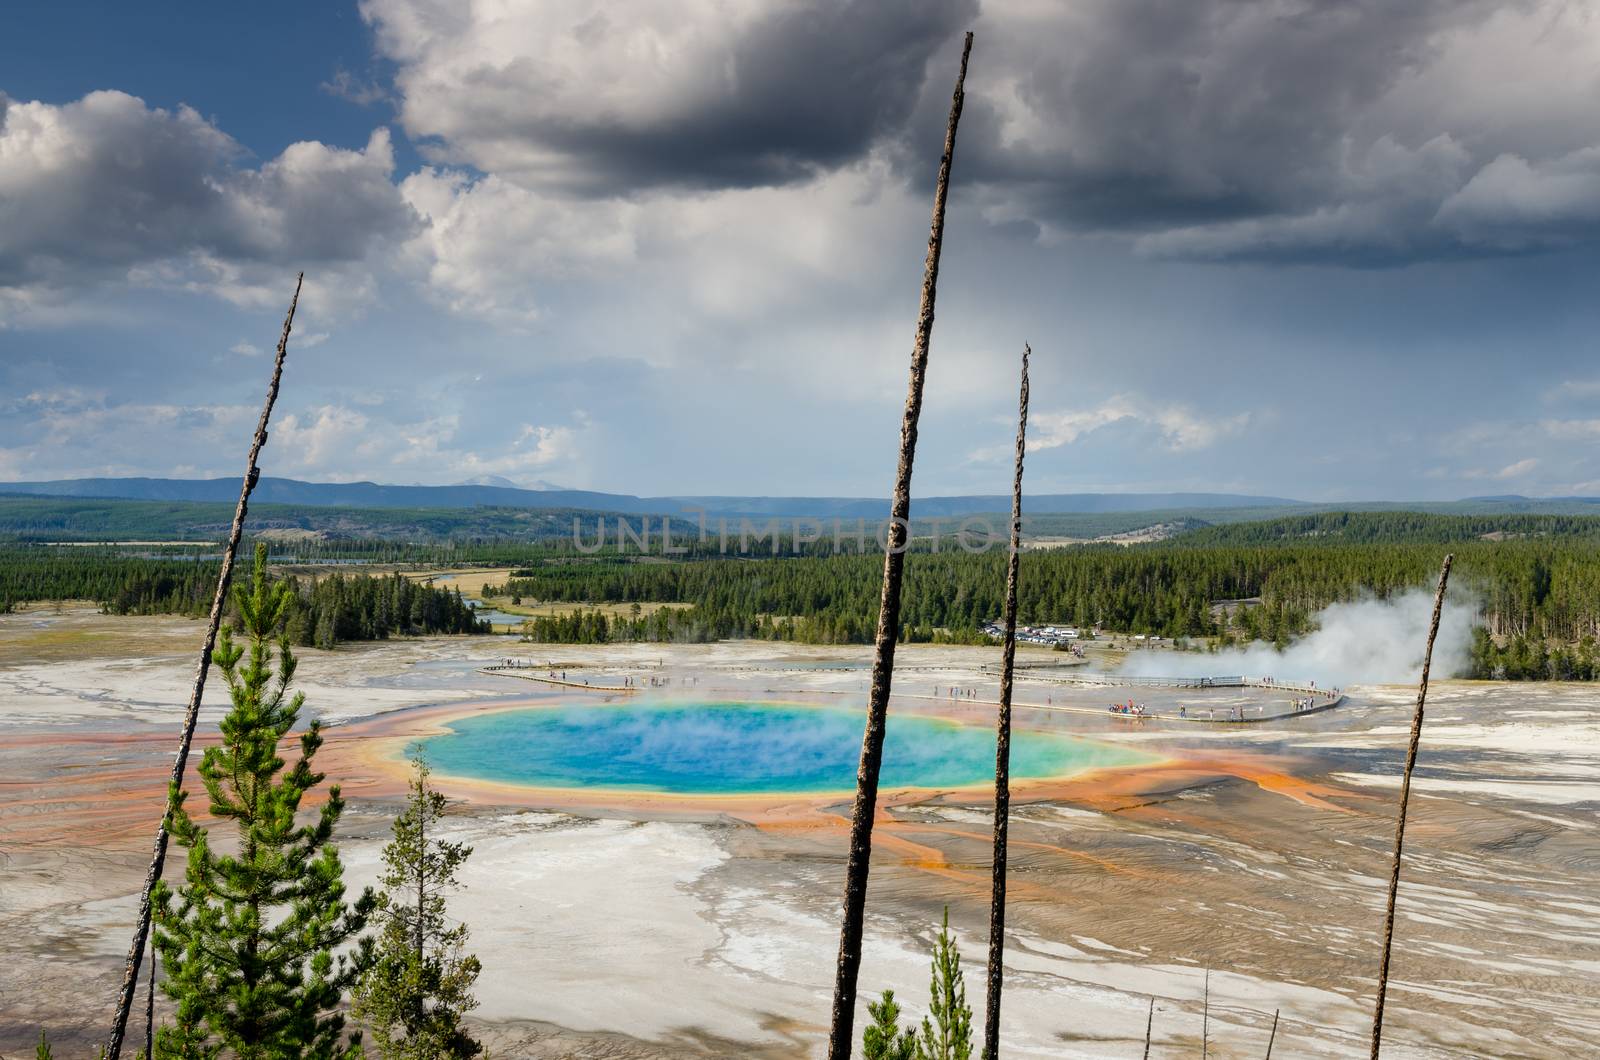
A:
[982,342,1029,1059]
[106,273,304,1058]
[825,32,974,1060]
[1369,554,1454,1058]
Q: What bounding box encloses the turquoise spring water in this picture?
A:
[419,700,1151,795]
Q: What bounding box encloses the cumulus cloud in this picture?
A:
[1019,396,1249,456]
[0,387,257,478]
[1493,457,1539,480]
[399,151,926,360]
[269,404,584,481]
[0,382,590,484]
[398,168,641,321]
[1436,146,1600,250]
[463,422,580,477]
[0,91,417,316]
[1,91,236,286]
[1422,416,1600,496]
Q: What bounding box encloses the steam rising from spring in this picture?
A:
[1122,590,1477,686]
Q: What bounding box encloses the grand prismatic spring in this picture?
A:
[419,700,1154,794]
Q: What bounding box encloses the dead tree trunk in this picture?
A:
[1368,554,1453,1059]
[1265,1008,1279,1058]
[982,343,1029,1059]
[417,777,427,967]
[825,32,973,1060]
[144,938,155,1059]
[1202,966,1210,1060]
[1143,996,1154,1059]
[106,274,303,1058]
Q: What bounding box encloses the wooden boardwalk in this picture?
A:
[480,662,1345,726]
[480,664,639,693]
[1016,672,1346,724]
[1025,691,1346,725]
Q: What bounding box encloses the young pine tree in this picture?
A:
[863,990,917,1060]
[352,755,483,1059]
[917,908,975,1060]
[862,910,979,1060]
[152,544,374,1058]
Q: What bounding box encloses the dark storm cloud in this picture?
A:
[369,0,1600,265]
[948,0,1490,222]
[365,0,976,193]
[527,0,977,191]
[905,0,1600,264]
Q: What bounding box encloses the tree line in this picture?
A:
[516,604,984,646]
[491,528,1600,679]
[0,546,488,645]
[480,541,1467,640]
[13,512,1600,676]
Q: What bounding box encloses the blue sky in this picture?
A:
[3,4,388,161]
[3,0,1600,500]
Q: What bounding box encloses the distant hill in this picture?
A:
[0,477,1299,518]
[8,486,1600,546]
[0,495,698,544]
[10,479,1600,546]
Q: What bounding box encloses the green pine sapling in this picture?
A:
[151,544,374,1057]
[352,754,483,1059]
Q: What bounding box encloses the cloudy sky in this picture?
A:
[3,0,1599,500]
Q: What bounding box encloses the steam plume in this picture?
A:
[1121,590,1476,686]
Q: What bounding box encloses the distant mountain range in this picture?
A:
[9,478,1600,545]
[10,478,1600,524]
[0,476,1300,518]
